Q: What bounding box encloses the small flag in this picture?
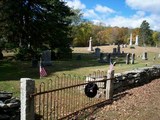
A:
[39,59,47,78]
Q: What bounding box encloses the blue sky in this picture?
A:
[65,0,160,31]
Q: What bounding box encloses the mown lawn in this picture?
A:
[0,45,160,97]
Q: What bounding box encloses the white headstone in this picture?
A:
[129,33,132,46]
[135,35,139,46]
[88,37,94,51]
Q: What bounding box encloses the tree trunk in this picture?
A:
[0,50,3,60]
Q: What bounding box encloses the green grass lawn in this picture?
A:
[0,46,160,97]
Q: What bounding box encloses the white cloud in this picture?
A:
[83,5,116,21]
[92,12,160,31]
[126,0,160,13]
[65,0,86,9]
[64,0,160,31]
[83,9,98,19]
[95,4,115,13]
[132,11,146,19]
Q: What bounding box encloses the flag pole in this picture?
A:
[40,57,42,79]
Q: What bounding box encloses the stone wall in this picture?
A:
[114,65,160,93]
[0,91,20,120]
[86,65,160,97]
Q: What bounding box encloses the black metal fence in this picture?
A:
[31,70,109,120]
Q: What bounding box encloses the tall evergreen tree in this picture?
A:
[139,20,153,46]
[0,0,74,59]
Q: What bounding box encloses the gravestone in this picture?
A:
[117,44,120,54]
[112,48,116,54]
[130,53,135,64]
[41,50,52,66]
[95,48,101,57]
[129,33,132,46]
[142,52,148,60]
[88,37,94,51]
[135,35,139,46]
[98,53,106,63]
[126,53,130,64]
[104,53,111,63]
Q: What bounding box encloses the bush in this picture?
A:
[130,46,135,49]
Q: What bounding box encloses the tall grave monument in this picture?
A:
[135,35,139,46]
[129,33,133,46]
[88,37,94,51]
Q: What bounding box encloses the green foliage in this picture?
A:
[139,20,153,46]
[0,0,74,60]
[15,48,40,61]
[129,46,135,49]
[72,22,93,47]
[152,31,160,47]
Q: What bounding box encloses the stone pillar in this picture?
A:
[130,53,135,64]
[142,52,148,60]
[106,70,114,100]
[126,53,130,64]
[135,35,139,46]
[88,37,94,51]
[21,78,35,120]
[129,33,132,46]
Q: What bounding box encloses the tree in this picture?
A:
[139,20,153,46]
[91,23,106,46]
[72,22,92,47]
[152,31,160,47]
[0,0,74,60]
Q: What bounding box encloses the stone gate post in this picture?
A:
[20,78,35,120]
[106,70,114,100]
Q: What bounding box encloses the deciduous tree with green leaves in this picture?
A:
[72,21,92,47]
[152,31,160,47]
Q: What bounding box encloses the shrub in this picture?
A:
[130,46,135,49]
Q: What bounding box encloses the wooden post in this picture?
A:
[106,70,114,100]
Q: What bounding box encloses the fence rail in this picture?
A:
[21,65,160,120]
[31,70,112,120]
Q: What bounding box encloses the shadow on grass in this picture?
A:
[0,53,128,81]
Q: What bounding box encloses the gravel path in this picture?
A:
[93,79,160,120]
